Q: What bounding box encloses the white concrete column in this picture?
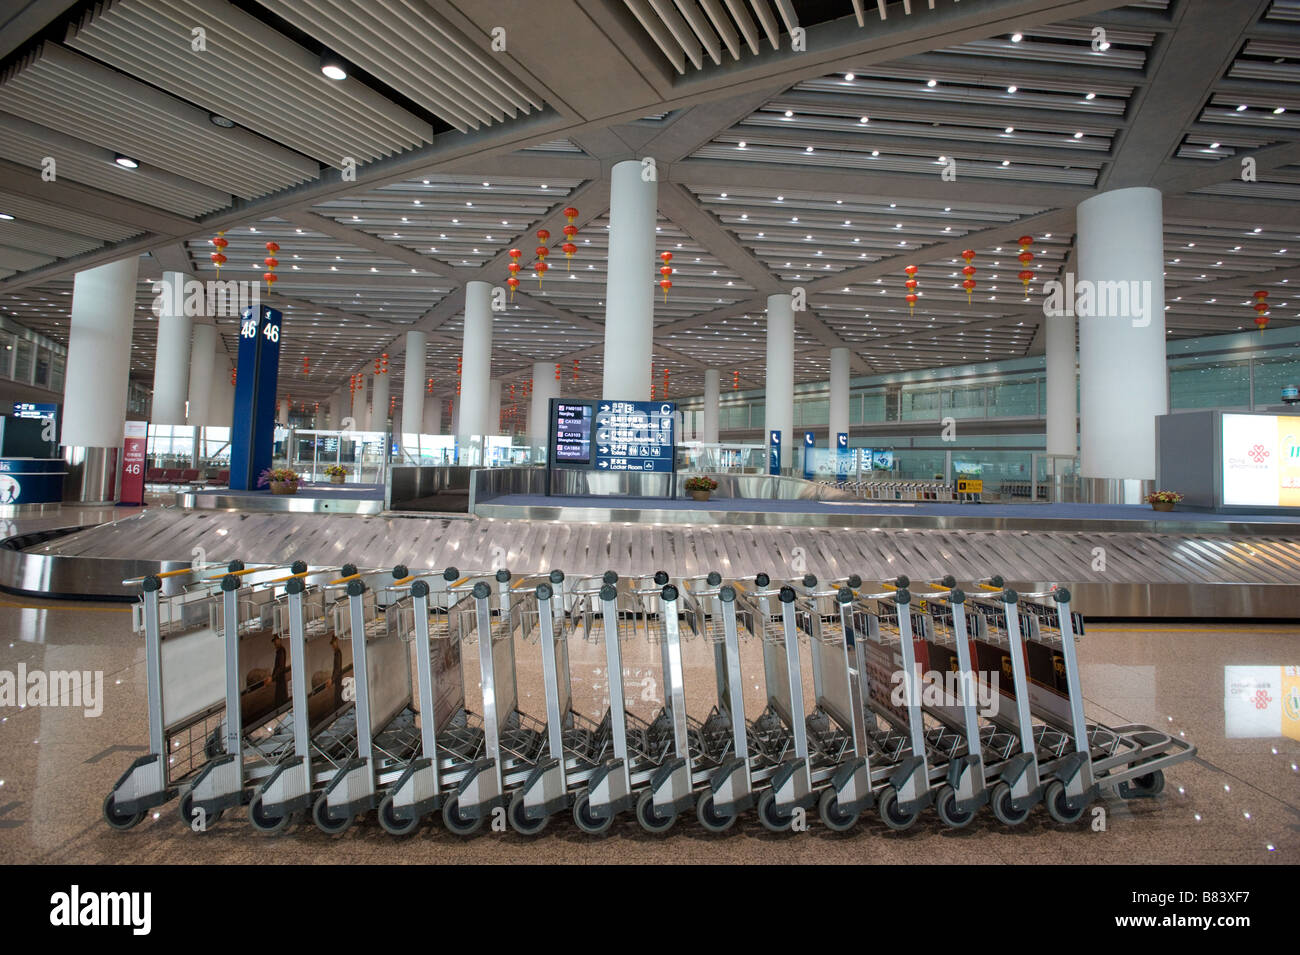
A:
[828,347,850,442]
[602,159,657,400]
[451,399,461,436]
[702,369,720,444]
[764,293,795,458]
[151,270,191,425]
[208,350,235,428]
[401,330,427,436]
[327,392,343,430]
[277,398,289,426]
[61,257,139,447]
[487,379,502,434]
[1045,312,1077,457]
[1076,186,1166,481]
[458,280,493,437]
[371,371,390,433]
[350,377,366,429]
[528,360,560,448]
[187,322,216,427]
[423,393,440,435]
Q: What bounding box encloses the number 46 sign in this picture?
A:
[229,306,284,491]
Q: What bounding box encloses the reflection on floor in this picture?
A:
[0,511,1296,864]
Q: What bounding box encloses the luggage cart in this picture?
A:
[368,567,481,835]
[1009,587,1196,823]
[679,573,759,833]
[567,571,685,835]
[436,570,549,834]
[104,560,311,830]
[104,561,247,829]
[732,574,822,832]
[851,581,938,830]
[310,565,447,834]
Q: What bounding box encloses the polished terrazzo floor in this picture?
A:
[0,510,1296,865]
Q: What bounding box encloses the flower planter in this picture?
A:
[330,474,345,484]
[1151,501,1174,512]
[690,490,712,502]
[269,481,299,496]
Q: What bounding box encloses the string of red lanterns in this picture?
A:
[903,264,919,315]
[209,232,228,275]
[658,251,673,301]
[572,359,579,383]
[733,370,739,390]
[1017,236,1035,294]
[263,241,279,291]
[1252,290,1269,332]
[961,249,977,304]
[535,229,550,288]
[506,248,521,300]
[561,207,580,270]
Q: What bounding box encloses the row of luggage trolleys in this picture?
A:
[103,560,1194,836]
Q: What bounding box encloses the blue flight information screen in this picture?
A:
[554,402,592,463]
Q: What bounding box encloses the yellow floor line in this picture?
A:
[0,599,130,613]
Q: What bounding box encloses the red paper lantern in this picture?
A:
[962,279,976,302]
[265,241,280,254]
[536,229,550,244]
[659,278,672,301]
[563,224,578,241]
[263,272,278,288]
[506,276,520,298]
[210,232,228,275]
[563,207,579,224]
[1018,269,1034,290]
[210,252,227,269]
[904,264,918,277]
[904,292,918,314]
[1018,250,1034,266]
[264,256,278,269]
[561,242,577,269]
[660,251,673,264]
[904,279,918,291]
[961,249,976,264]
[535,260,549,287]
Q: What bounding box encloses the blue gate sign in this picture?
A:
[593,400,675,472]
[228,305,284,491]
[769,429,782,475]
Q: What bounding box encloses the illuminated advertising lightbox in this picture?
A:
[1223,666,1300,740]
[1221,413,1300,507]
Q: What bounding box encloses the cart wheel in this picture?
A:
[572,790,614,835]
[695,793,737,833]
[1044,780,1087,824]
[818,788,860,832]
[441,794,484,836]
[311,794,353,835]
[507,790,549,836]
[178,792,223,830]
[876,786,919,831]
[756,790,794,833]
[377,794,421,837]
[934,785,975,829]
[635,790,677,834]
[1131,769,1165,796]
[102,792,144,831]
[990,782,1031,826]
[248,794,291,834]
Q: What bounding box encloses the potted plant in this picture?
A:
[324,464,348,485]
[685,475,719,502]
[258,467,301,495]
[1146,490,1182,512]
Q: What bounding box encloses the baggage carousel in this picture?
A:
[5,502,1299,618]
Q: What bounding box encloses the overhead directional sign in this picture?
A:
[593,400,675,472]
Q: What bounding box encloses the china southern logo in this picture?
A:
[1248,443,1270,464]
[49,886,151,935]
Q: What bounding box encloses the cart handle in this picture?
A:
[121,566,196,585]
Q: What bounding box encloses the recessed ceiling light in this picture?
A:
[926,79,937,88]
[1274,107,1286,115]
[738,140,747,148]
[0,213,12,221]
[1236,104,1248,112]
[1085,92,1096,100]
[844,72,855,81]
[208,114,235,128]
[1007,85,1017,93]
[319,51,347,80]
[114,154,139,168]
[784,109,793,117]
[1073,131,1083,139]
[1001,160,1010,166]
[1011,32,1023,42]
[1005,126,1014,133]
